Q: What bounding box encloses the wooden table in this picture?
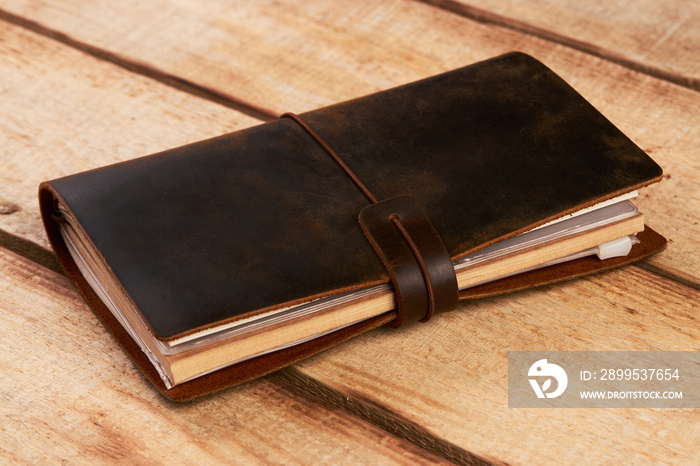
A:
[1,1,698,464]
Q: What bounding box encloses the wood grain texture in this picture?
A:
[423,0,700,90]
[0,247,449,465]
[0,22,467,464]
[0,1,698,463]
[1,0,699,286]
[294,266,700,465]
[0,20,259,249]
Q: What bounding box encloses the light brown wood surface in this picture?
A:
[0,247,449,465]
[1,0,699,287]
[0,0,698,464]
[425,0,700,89]
[0,22,456,465]
[292,266,700,464]
[0,20,258,248]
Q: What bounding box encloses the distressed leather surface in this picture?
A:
[39,183,665,401]
[40,52,663,341]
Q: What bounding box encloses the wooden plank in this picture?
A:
[0,246,450,464]
[424,0,700,90]
[1,0,699,286]
[0,24,472,464]
[291,266,700,464]
[0,19,259,249]
[0,3,696,464]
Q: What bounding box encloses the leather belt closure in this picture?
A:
[359,194,459,328]
[281,113,458,329]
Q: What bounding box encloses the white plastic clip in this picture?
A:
[595,236,634,260]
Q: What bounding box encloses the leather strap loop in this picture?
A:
[281,113,459,328]
[359,195,458,327]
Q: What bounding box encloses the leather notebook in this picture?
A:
[39,52,666,401]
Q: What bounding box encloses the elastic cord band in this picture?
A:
[281,112,458,327]
[281,113,379,204]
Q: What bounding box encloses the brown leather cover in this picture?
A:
[359,195,459,327]
[38,52,666,400]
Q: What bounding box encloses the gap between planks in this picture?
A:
[2,231,695,464]
[0,4,696,460]
[272,367,501,466]
[0,8,277,122]
[0,234,496,465]
[3,1,699,124]
[419,0,700,93]
[2,224,699,462]
[0,7,696,292]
